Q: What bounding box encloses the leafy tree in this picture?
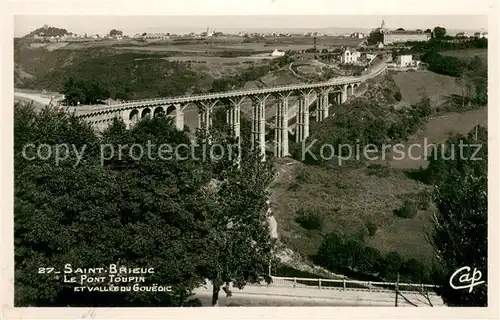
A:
[433,26,447,39]
[367,30,383,45]
[426,126,487,306]
[14,103,276,307]
[109,29,123,37]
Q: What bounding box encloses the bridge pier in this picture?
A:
[274,96,289,158]
[226,102,241,140]
[296,94,310,142]
[341,85,348,104]
[321,90,329,120]
[315,90,329,122]
[196,101,214,137]
[251,98,266,159]
[127,109,140,129]
[175,104,184,131]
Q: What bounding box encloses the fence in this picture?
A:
[265,276,438,295]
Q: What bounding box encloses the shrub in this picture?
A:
[394,91,402,101]
[295,209,323,230]
[316,232,430,283]
[416,189,431,210]
[355,227,369,241]
[366,221,378,236]
[394,200,418,219]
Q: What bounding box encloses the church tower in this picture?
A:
[380,20,386,33]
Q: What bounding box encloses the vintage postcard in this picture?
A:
[1,0,497,319]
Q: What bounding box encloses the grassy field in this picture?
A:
[269,160,435,264]
[383,107,487,170]
[440,48,487,60]
[31,36,363,53]
[268,68,487,270]
[391,70,463,107]
[270,104,485,264]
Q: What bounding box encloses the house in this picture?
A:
[271,49,285,57]
[474,32,488,38]
[340,47,361,64]
[377,41,384,49]
[396,55,413,67]
[366,53,376,61]
[473,32,488,38]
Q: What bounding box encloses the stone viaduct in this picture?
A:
[75,64,386,159]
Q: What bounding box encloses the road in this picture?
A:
[192,281,444,307]
[14,91,53,109]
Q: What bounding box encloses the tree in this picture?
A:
[425,29,432,33]
[61,77,109,105]
[14,104,276,307]
[427,127,487,306]
[367,29,383,45]
[109,29,123,37]
[200,106,277,306]
[433,26,447,39]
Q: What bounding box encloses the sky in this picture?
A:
[14,15,488,37]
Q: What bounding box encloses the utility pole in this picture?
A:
[395,273,400,307]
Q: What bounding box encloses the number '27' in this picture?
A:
[38,267,56,274]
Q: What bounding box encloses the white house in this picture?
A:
[396,54,413,67]
[271,49,285,57]
[366,53,377,61]
[340,47,361,64]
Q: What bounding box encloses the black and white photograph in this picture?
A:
[2,0,497,318]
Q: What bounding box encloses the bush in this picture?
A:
[366,221,378,236]
[295,209,323,230]
[355,227,369,241]
[394,200,418,219]
[416,189,431,210]
[394,91,402,101]
[315,232,430,283]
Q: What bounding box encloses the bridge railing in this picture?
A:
[266,276,437,295]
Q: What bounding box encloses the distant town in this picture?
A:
[22,23,488,45]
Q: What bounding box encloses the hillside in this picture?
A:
[14,44,301,101]
[270,67,487,278]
